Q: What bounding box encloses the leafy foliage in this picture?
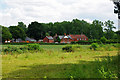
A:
[27,44,41,51]
[9,26,26,40]
[27,21,46,41]
[2,26,12,42]
[3,44,43,54]
[18,22,27,33]
[104,20,116,39]
[100,36,107,43]
[90,43,99,50]
[62,46,74,52]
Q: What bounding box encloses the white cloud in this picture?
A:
[0,0,118,31]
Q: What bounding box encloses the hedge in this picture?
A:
[3,42,67,45]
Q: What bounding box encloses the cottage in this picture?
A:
[68,34,88,41]
[43,36,54,43]
[61,36,71,43]
[60,34,88,43]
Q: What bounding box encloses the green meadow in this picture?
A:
[2,44,119,78]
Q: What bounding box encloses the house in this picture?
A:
[5,40,11,43]
[68,34,88,41]
[60,36,71,43]
[25,37,36,42]
[60,34,88,43]
[43,36,54,43]
[11,37,36,43]
[12,38,23,42]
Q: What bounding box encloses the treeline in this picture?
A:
[0,19,120,42]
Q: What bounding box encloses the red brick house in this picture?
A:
[69,34,88,41]
[61,36,71,43]
[43,36,54,43]
[60,34,88,43]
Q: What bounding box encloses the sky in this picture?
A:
[0,0,119,31]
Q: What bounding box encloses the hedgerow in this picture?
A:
[2,44,43,54]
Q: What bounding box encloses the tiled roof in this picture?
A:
[68,34,88,39]
[46,36,54,40]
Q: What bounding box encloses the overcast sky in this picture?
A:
[0,0,119,30]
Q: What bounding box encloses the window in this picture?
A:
[85,38,86,40]
[80,38,81,40]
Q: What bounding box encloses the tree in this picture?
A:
[57,37,61,43]
[9,26,26,41]
[104,20,116,39]
[2,26,12,42]
[18,22,27,33]
[27,21,46,41]
[90,20,103,39]
[45,33,50,36]
[115,30,120,41]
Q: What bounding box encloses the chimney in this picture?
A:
[55,34,57,37]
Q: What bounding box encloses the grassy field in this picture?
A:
[2,44,119,78]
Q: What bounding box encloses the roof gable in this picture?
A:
[46,36,53,40]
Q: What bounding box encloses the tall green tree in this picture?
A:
[2,26,12,42]
[90,20,103,39]
[72,19,82,34]
[104,20,116,39]
[27,21,46,41]
[18,22,27,33]
[9,26,26,41]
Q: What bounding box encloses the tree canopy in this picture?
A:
[27,21,46,41]
[9,26,26,40]
[0,19,118,42]
[1,25,12,42]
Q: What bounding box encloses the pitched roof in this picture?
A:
[67,35,77,39]
[25,37,36,41]
[46,36,53,40]
[58,36,64,39]
[64,36,69,38]
[68,34,88,39]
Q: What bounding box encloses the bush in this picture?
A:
[2,44,43,54]
[71,41,76,44]
[3,46,22,54]
[27,44,41,51]
[90,43,99,50]
[100,36,107,43]
[62,46,74,52]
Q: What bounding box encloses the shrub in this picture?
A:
[17,49,23,54]
[76,40,86,44]
[2,44,43,55]
[71,41,76,44]
[100,36,107,43]
[3,46,21,54]
[19,46,28,52]
[62,46,74,52]
[27,44,41,51]
[90,43,99,50]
